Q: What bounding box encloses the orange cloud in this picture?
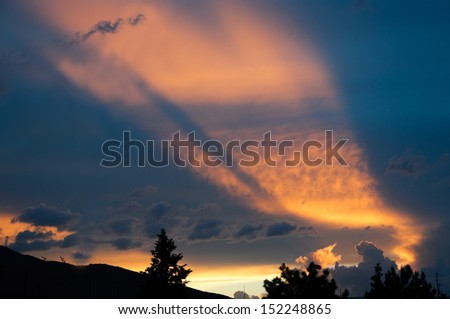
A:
[31,0,425,266]
[34,0,335,108]
[0,212,73,247]
[311,243,342,268]
[0,213,25,241]
[296,243,341,269]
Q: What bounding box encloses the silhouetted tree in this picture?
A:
[140,229,192,298]
[264,262,345,298]
[365,263,437,298]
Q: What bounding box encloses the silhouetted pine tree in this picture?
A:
[264,262,344,298]
[365,264,437,298]
[140,229,192,298]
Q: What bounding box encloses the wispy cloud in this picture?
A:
[71,14,145,44]
[386,152,427,177]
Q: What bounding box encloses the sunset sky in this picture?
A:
[1,0,449,298]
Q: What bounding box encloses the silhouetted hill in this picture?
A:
[0,246,228,298]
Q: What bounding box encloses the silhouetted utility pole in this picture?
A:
[3,236,9,247]
[436,272,442,297]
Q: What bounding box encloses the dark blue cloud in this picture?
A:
[72,251,90,261]
[128,185,157,199]
[11,204,76,230]
[147,201,172,220]
[9,230,59,252]
[109,218,136,236]
[332,241,397,297]
[189,220,223,241]
[112,237,142,251]
[235,224,263,239]
[385,152,427,177]
[266,222,297,237]
[60,233,80,248]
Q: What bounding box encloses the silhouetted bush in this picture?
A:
[365,263,439,298]
[264,262,347,298]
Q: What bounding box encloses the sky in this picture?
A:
[1,0,449,298]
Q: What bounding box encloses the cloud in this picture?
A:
[354,241,396,269]
[311,243,342,267]
[189,220,223,241]
[142,201,225,240]
[385,152,427,177]
[417,221,450,267]
[60,233,80,248]
[128,185,157,199]
[111,237,142,250]
[332,241,397,297]
[11,203,76,230]
[45,0,425,264]
[128,13,145,26]
[70,13,145,43]
[116,201,145,215]
[147,201,172,220]
[235,224,263,240]
[15,230,54,241]
[295,243,342,269]
[142,201,183,238]
[9,230,59,252]
[72,251,90,261]
[109,218,136,236]
[266,222,297,237]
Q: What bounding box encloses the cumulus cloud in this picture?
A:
[332,241,397,297]
[147,201,172,220]
[296,243,342,269]
[112,237,142,250]
[311,243,342,267]
[235,224,263,240]
[9,230,59,252]
[142,201,225,240]
[72,251,90,261]
[354,241,396,269]
[11,203,76,230]
[266,222,297,237]
[60,233,80,248]
[109,218,136,236]
[385,152,427,177]
[142,201,178,237]
[189,220,223,241]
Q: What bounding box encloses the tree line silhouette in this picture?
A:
[143,229,445,298]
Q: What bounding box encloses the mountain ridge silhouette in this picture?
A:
[0,246,229,298]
